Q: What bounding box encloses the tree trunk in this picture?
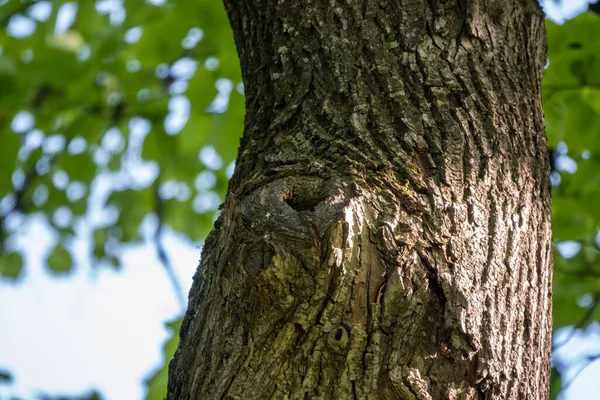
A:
[168,1,551,399]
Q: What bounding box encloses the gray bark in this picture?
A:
[168,0,552,398]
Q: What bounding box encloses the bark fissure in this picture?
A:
[168,0,551,398]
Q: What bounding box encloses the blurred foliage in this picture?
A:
[545,11,600,331]
[545,11,600,396]
[550,366,562,400]
[143,318,181,400]
[0,0,243,282]
[1,0,600,399]
[0,1,241,396]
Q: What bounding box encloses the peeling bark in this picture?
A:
[168,0,552,399]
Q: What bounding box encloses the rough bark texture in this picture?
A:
[168,0,552,399]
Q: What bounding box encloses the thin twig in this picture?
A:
[153,180,187,311]
[560,353,600,391]
[552,292,600,352]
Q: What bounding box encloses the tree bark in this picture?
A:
[168,1,551,399]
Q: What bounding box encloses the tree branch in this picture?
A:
[560,352,600,392]
[552,291,600,351]
[153,180,186,311]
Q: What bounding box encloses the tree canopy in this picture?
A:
[0,0,243,280]
[0,0,600,398]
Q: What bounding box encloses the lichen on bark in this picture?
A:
[168,0,552,399]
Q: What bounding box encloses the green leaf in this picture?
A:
[552,285,600,329]
[0,251,23,280]
[0,55,18,95]
[108,187,154,242]
[176,113,212,155]
[552,250,600,329]
[144,318,182,400]
[544,89,600,152]
[0,369,12,383]
[59,152,97,182]
[545,12,600,87]
[186,67,219,111]
[0,130,20,198]
[210,90,244,164]
[164,198,214,241]
[552,153,600,244]
[132,7,191,65]
[47,245,73,274]
[85,392,103,400]
[142,128,177,163]
[553,197,596,241]
[93,228,108,259]
[550,367,562,400]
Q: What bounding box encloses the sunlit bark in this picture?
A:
[168,1,552,398]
